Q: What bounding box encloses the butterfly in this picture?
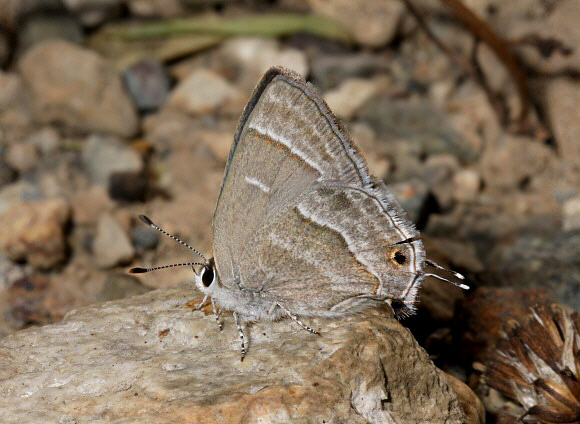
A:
[131,67,466,359]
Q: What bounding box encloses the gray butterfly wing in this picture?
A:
[212,67,424,313]
[213,67,372,286]
[238,182,425,314]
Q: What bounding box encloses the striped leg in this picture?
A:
[210,297,223,331]
[276,302,319,335]
[193,295,222,331]
[193,294,209,310]
[233,312,247,361]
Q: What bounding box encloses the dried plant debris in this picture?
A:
[485,304,580,423]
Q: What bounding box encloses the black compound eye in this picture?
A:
[201,265,214,287]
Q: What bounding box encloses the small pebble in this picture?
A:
[166,68,243,116]
[82,134,144,186]
[0,197,70,269]
[28,127,60,155]
[131,226,159,251]
[19,40,138,137]
[93,214,135,268]
[5,141,39,173]
[71,185,114,226]
[17,14,83,53]
[453,169,481,202]
[122,58,170,112]
[108,171,148,202]
[563,196,580,231]
[324,77,383,120]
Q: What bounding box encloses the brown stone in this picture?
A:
[445,372,486,424]
[307,0,405,47]
[18,40,138,137]
[0,197,70,268]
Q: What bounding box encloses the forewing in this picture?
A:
[213,67,372,288]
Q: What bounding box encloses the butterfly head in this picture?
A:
[389,257,469,319]
[129,215,214,289]
[194,258,219,295]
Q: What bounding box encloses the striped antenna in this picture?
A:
[129,262,206,274]
[129,215,208,275]
[138,215,207,262]
[425,259,469,290]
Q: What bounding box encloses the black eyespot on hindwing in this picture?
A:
[389,249,408,267]
[393,250,407,265]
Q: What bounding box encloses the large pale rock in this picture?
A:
[18,40,138,137]
[0,284,469,423]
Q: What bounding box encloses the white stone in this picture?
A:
[166,68,244,115]
[82,134,143,185]
[93,213,134,268]
[324,77,384,120]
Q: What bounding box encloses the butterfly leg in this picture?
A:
[193,295,223,331]
[233,312,247,361]
[193,294,209,310]
[275,302,319,335]
[210,297,223,331]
